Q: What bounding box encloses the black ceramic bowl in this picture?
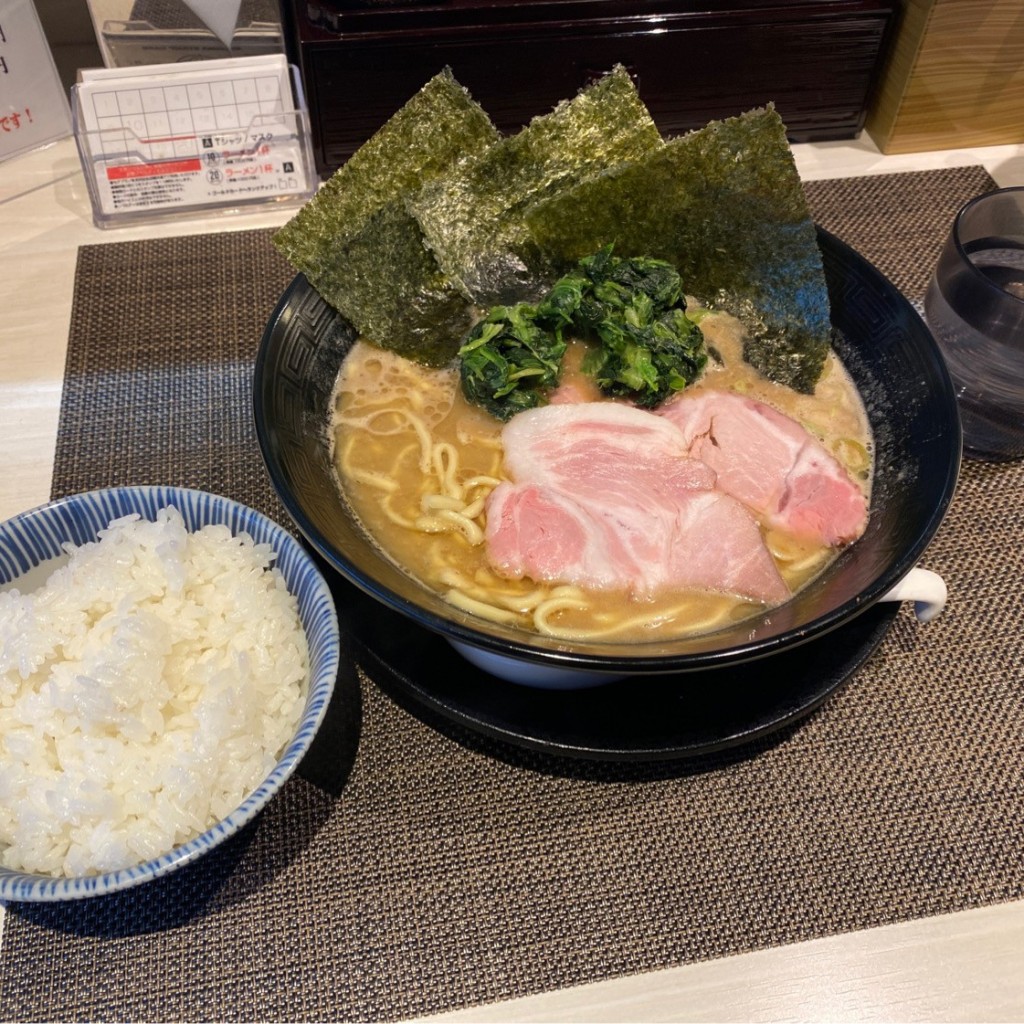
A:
[254,228,961,684]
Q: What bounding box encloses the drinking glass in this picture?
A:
[924,186,1024,461]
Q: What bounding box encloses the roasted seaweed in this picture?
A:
[523,106,831,393]
[271,69,499,363]
[409,65,663,307]
[331,202,474,366]
[275,68,832,393]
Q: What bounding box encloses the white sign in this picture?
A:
[73,55,315,226]
[0,0,73,162]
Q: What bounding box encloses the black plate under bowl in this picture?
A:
[339,576,899,761]
[254,226,960,683]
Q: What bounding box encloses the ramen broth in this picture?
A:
[330,309,872,642]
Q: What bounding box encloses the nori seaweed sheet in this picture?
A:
[523,106,832,393]
[329,202,475,366]
[409,65,663,307]
[271,69,498,361]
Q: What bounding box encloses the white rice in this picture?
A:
[0,506,308,878]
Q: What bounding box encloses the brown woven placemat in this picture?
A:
[3,165,1023,1023]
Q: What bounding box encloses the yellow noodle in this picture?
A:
[455,424,503,449]
[533,594,592,636]
[337,407,435,473]
[338,435,400,494]
[335,427,354,461]
[556,596,737,641]
[766,532,831,581]
[414,510,485,545]
[437,567,479,590]
[485,586,542,612]
[643,601,736,635]
[421,494,465,512]
[414,513,459,534]
[431,442,462,498]
[406,412,435,473]
[460,497,485,520]
[766,530,814,561]
[379,492,419,529]
[423,538,456,575]
[785,550,831,577]
[462,474,503,490]
[439,569,550,613]
[418,462,490,523]
[346,466,400,494]
[444,589,523,624]
[334,411,407,434]
[495,589,551,613]
[393,442,420,473]
[442,568,516,600]
[528,581,747,640]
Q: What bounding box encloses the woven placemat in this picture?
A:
[3,165,1023,1023]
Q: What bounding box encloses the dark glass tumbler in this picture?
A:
[924,186,1024,461]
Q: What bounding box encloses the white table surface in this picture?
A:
[3,131,1024,1022]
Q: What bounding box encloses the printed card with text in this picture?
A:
[73,54,315,227]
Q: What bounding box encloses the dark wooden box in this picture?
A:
[282,0,896,178]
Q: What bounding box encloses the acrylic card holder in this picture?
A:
[72,57,316,229]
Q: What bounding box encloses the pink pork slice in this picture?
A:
[659,389,869,546]
[485,403,789,603]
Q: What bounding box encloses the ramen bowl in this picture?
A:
[253,228,960,687]
[0,486,339,900]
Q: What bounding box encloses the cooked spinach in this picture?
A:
[582,301,707,407]
[459,247,707,418]
[458,304,567,421]
[571,249,707,406]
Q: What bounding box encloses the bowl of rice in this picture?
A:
[0,485,339,901]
